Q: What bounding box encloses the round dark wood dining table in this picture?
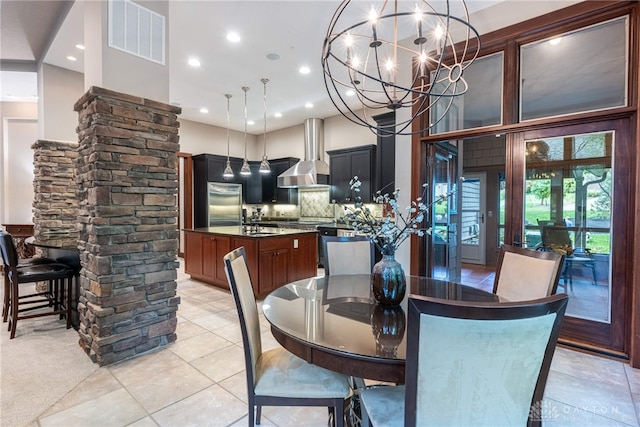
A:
[262,274,502,384]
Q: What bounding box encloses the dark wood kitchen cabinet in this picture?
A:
[374,112,396,195]
[184,229,317,298]
[264,157,299,204]
[244,157,299,205]
[328,145,376,203]
[244,161,264,204]
[193,153,243,185]
[184,231,231,288]
[258,237,290,295]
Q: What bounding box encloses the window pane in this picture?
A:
[431,52,503,134]
[524,131,613,323]
[521,17,627,121]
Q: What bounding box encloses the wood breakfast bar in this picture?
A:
[184,227,318,298]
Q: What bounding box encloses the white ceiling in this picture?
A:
[1,0,584,134]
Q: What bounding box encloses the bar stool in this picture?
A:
[0,232,74,338]
[1,232,58,322]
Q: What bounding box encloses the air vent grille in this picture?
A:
[109,0,165,64]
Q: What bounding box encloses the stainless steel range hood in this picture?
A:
[277,118,330,188]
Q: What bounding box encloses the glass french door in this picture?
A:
[425,143,461,282]
[511,120,631,354]
[460,173,487,265]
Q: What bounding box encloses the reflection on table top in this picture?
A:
[262,274,500,382]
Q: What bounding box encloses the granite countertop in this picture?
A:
[249,219,355,230]
[188,226,318,237]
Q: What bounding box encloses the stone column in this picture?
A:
[74,86,181,366]
[31,140,79,238]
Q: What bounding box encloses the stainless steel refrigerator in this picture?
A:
[207,182,242,227]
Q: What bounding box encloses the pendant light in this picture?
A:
[259,78,271,174]
[222,94,234,178]
[240,86,251,176]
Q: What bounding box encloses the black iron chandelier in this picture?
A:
[322,0,480,136]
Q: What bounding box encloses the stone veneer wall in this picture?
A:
[74,86,181,365]
[31,140,79,238]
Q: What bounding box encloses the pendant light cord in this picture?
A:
[242,86,249,161]
[262,78,268,158]
[225,94,231,160]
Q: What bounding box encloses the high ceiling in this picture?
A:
[1,0,583,134]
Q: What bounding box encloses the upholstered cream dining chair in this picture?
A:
[493,244,565,301]
[322,236,375,275]
[223,247,351,426]
[360,293,569,427]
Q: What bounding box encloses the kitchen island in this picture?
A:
[184,227,318,298]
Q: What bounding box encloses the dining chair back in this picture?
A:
[0,231,74,338]
[360,293,568,427]
[223,247,351,426]
[493,244,565,301]
[322,236,374,275]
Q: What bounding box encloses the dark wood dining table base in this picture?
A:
[270,326,406,384]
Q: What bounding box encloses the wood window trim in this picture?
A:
[410,0,640,367]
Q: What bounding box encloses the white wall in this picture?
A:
[38,64,84,142]
[178,114,373,163]
[179,118,258,158]
[249,113,375,163]
[84,0,170,102]
[1,101,39,224]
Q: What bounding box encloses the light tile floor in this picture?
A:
[2,261,640,426]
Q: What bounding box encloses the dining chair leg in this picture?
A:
[9,280,18,339]
[255,404,262,425]
[53,279,60,311]
[65,277,72,329]
[335,399,345,427]
[2,270,9,322]
[247,399,255,426]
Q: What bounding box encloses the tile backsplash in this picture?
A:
[245,187,383,222]
[299,188,334,218]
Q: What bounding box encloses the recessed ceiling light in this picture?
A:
[226,32,241,43]
[266,53,280,61]
[247,120,255,126]
[75,44,85,50]
[345,89,355,96]
[274,112,282,118]
[67,56,77,61]
[188,58,201,67]
[549,37,562,45]
[299,66,311,74]
[200,108,209,113]
[305,102,314,108]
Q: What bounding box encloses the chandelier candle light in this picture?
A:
[344,176,460,305]
[322,0,480,136]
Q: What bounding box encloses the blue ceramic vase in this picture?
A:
[371,251,406,306]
